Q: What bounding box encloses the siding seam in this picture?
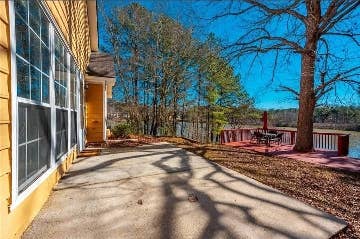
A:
[0,172,9,178]
[0,145,10,151]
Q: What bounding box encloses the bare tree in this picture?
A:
[209,0,360,151]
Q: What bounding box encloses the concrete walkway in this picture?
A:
[23,143,346,239]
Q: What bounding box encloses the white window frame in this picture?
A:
[9,0,84,211]
[78,74,85,151]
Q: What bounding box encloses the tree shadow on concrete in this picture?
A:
[34,143,346,239]
[150,144,345,239]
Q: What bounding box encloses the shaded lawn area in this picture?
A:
[159,137,360,239]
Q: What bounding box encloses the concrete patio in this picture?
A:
[23,142,346,239]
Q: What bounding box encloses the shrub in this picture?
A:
[112,123,134,138]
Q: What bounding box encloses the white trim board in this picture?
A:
[9,0,19,206]
[9,0,85,211]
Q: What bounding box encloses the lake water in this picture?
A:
[349,132,360,159]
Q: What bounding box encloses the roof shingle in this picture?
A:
[87,52,115,78]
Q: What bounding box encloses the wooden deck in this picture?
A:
[225,141,360,173]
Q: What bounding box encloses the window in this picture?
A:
[54,33,68,108]
[70,57,78,147]
[18,103,50,192]
[79,75,85,130]
[56,109,68,161]
[13,0,84,196]
[14,0,51,192]
[15,0,50,104]
[70,57,77,110]
[71,111,77,147]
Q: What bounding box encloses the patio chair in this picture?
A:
[250,131,258,143]
[269,132,284,145]
[251,131,267,144]
[268,129,278,134]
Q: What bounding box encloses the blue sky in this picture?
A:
[98,0,360,109]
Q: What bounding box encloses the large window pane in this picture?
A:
[55,35,63,60]
[29,2,41,34]
[71,112,77,146]
[42,74,49,103]
[70,75,75,109]
[56,109,68,161]
[18,103,51,192]
[41,13,49,46]
[61,131,67,154]
[14,0,27,22]
[18,106,26,144]
[41,44,50,76]
[38,107,51,169]
[55,52,68,107]
[61,87,67,107]
[39,138,50,169]
[55,82,60,106]
[58,63,64,86]
[30,66,41,101]
[29,31,41,70]
[17,58,30,98]
[27,105,38,141]
[18,145,26,186]
[39,107,50,138]
[80,78,84,129]
[27,141,38,178]
[15,15,29,60]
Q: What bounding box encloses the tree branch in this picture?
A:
[278,85,300,100]
[319,0,360,34]
[324,32,360,46]
[243,0,307,24]
[315,66,360,100]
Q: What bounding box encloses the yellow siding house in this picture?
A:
[0,1,113,238]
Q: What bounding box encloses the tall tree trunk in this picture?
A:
[172,83,178,136]
[206,105,210,143]
[295,52,316,152]
[294,0,320,152]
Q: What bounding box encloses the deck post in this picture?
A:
[232,130,236,142]
[290,131,295,145]
[337,135,349,156]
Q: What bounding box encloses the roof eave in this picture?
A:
[87,0,99,52]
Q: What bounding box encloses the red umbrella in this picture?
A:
[262,111,268,131]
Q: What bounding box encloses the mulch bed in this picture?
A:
[87,135,163,149]
[160,137,360,239]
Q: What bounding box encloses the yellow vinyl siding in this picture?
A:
[86,83,104,142]
[0,1,11,237]
[0,71,10,99]
[0,1,8,23]
[0,97,10,122]
[0,0,93,238]
[45,0,91,72]
[0,46,9,74]
[0,149,11,176]
[0,173,11,201]
[0,20,9,48]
